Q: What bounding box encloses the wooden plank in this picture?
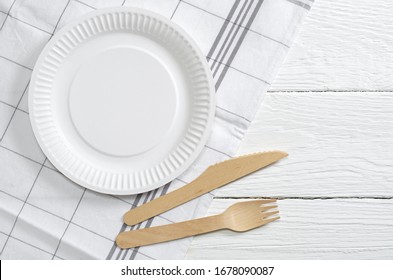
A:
[269,0,393,91]
[186,198,393,259]
[216,92,393,197]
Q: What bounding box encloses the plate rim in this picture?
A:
[28,7,215,195]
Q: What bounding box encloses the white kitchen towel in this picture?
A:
[0,0,312,260]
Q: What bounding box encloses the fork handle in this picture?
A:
[116,214,224,248]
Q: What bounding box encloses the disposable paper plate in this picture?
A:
[29,8,215,195]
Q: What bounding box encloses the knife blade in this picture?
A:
[123,150,287,226]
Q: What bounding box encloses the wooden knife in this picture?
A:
[123,150,287,226]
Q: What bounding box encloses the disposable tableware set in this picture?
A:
[116,151,286,248]
[27,7,286,250]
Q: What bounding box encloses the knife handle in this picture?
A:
[117,214,223,248]
[123,177,213,226]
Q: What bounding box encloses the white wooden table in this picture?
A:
[186,0,393,259]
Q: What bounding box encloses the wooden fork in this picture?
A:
[116,199,279,249]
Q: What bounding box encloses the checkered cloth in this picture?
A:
[0,0,311,259]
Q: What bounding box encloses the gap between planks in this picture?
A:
[268,90,393,93]
[212,197,393,200]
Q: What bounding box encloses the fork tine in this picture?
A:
[250,199,276,205]
[261,216,280,225]
[260,205,277,212]
[259,199,276,204]
[234,200,276,209]
[261,210,279,218]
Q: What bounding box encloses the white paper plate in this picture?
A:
[29,8,215,195]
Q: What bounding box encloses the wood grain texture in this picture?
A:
[186,198,393,259]
[269,0,393,91]
[215,92,393,198]
[187,1,393,259]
